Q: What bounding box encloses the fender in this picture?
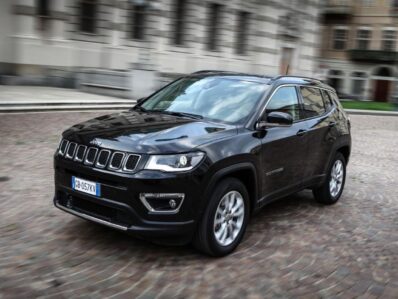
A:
[198,162,259,217]
[320,134,351,184]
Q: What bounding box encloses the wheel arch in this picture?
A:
[200,163,259,216]
[336,145,351,164]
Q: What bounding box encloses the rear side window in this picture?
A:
[300,87,325,118]
[322,90,334,112]
[266,86,302,121]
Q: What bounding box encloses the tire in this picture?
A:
[313,152,346,205]
[193,178,250,257]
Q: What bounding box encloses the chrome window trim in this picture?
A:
[74,145,87,162]
[65,142,77,159]
[84,147,98,165]
[58,139,69,156]
[122,154,142,172]
[139,193,185,215]
[108,151,126,170]
[257,84,336,125]
[95,149,111,168]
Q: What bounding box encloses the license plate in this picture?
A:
[72,176,101,197]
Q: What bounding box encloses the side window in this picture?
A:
[300,87,326,118]
[322,90,334,112]
[265,86,301,121]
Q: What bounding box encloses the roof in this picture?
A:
[189,70,335,92]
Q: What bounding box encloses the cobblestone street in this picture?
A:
[0,111,397,298]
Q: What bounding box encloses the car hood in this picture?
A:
[63,110,237,154]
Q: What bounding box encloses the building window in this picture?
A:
[36,0,50,31]
[131,5,146,40]
[381,29,396,51]
[332,28,348,50]
[207,3,222,51]
[80,0,97,34]
[356,28,371,50]
[327,70,344,95]
[36,0,50,17]
[362,0,374,6]
[173,0,187,45]
[351,72,367,96]
[236,11,250,55]
[392,0,398,9]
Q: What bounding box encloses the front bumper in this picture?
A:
[53,155,206,243]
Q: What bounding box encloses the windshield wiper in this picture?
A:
[132,105,148,112]
[157,111,203,120]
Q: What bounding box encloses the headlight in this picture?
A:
[145,152,205,172]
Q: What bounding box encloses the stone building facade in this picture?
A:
[320,0,398,102]
[0,0,320,98]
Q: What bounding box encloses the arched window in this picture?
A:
[374,67,393,77]
[351,72,367,96]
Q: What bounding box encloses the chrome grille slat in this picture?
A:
[123,154,141,172]
[95,149,111,168]
[84,147,98,165]
[59,139,69,156]
[109,152,125,170]
[66,142,77,159]
[74,145,87,162]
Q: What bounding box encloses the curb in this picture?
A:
[345,109,398,117]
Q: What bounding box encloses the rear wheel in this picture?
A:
[193,178,249,257]
[313,152,346,205]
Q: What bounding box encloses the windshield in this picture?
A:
[139,77,269,124]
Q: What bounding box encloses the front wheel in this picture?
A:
[193,178,250,257]
[313,152,346,205]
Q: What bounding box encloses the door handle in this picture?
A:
[328,121,337,128]
[296,129,308,137]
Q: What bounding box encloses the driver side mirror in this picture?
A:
[256,111,293,130]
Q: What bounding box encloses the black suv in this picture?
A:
[54,71,351,256]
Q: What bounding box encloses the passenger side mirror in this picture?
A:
[256,111,293,130]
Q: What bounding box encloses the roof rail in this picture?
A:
[271,75,323,83]
[192,70,227,74]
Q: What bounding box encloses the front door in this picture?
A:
[259,86,308,202]
[373,80,390,102]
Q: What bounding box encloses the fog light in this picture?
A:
[139,193,185,214]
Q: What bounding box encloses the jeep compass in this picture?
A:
[54,71,351,256]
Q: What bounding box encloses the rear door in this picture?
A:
[259,85,309,201]
[298,87,337,182]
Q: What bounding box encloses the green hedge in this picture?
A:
[341,100,395,111]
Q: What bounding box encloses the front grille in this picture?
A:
[58,139,141,173]
[109,152,125,169]
[124,154,140,171]
[66,142,77,159]
[96,150,110,168]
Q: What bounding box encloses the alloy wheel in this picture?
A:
[213,191,245,246]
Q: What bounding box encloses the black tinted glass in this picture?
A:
[322,90,334,111]
[300,87,325,118]
[266,86,301,121]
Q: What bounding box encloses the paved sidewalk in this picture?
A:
[0,86,127,103]
[0,112,397,298]
[0,86,135,112]
[345,109,398,117]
